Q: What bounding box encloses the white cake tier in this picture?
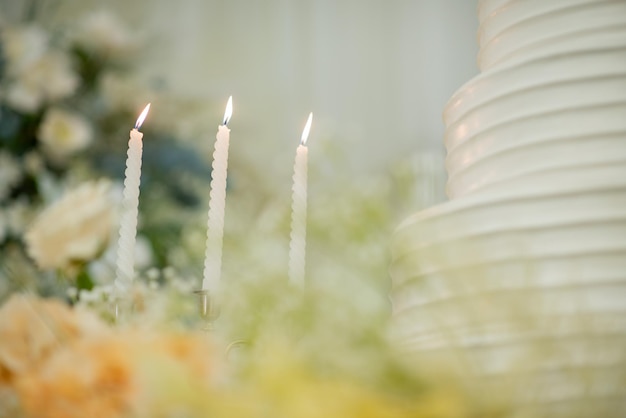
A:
[390,165,626,415]
[478,0,601,41]
[393,1,626,414]
[391,164,626,283]
[443,43,626,198]
[477,0,626,70]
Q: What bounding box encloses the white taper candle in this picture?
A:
[202,96,233,293]
[114,103,150,295]
[288,112,313,286]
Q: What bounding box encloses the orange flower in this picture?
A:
[15,331,218,418]
[0,294,105,384]
[156,333,217,382]
[0,295,220,418]
[17,335,134,418]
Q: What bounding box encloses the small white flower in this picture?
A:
[38,108,93,162]
[0,209,7,243]
[23,151,44,176]
[74,11,137,58]
[78,289,98,303]
[146,268,159,281]
[88,235,153,283]
[66,287,78,300]
[0,152,22,201]
[25,180,115,272]
[5,200,33,237]
[134,235,154,270]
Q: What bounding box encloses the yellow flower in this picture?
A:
[38,108,93,162]
[25,180,115,272]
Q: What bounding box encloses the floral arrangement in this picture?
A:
[0,288,503,418]
[0,6,214,300]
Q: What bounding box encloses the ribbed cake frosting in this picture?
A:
[390,1,626,415]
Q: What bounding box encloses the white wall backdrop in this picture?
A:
[142,1,478,187]
[9,0,479,203]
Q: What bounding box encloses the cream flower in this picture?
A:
[74,11,137,58]
[25,180,115,272]
[38,108,93,162]
[0,151,22,201]
[5,50,79,113]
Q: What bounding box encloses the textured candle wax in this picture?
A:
[202,96,233,294]
[114,104,150,295]
[289,113,312,286]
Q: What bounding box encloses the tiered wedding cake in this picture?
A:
[391,0,626,415]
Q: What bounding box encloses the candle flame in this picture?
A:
[134,103,151,130]
[223,96,233,126]
[300,112,313,145]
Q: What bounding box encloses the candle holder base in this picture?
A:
[194,290,220,330]
[225,339,250,357]
[112,298,133,325]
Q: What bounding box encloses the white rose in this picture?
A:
[74,10,137,58]
[38,108,93,162]
[4,81,41,113]
[25,180,115,272]
[37,51,79,101]
[99,71,155,113]
[2,25,48,75]
[5,50,79,113]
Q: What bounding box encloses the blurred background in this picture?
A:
[0,0,478,301]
